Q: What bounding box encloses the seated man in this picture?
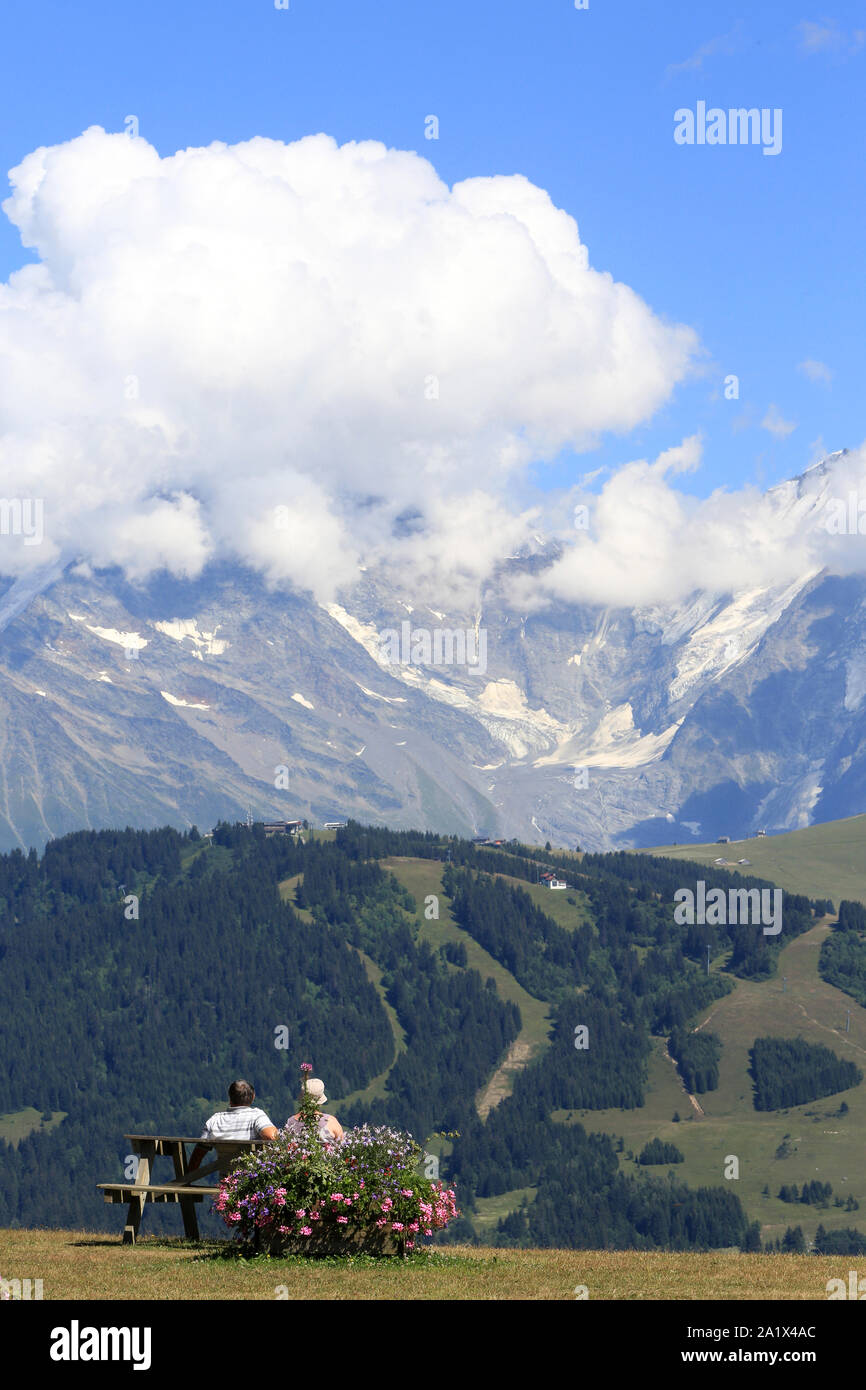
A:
[188,1079,279,1170]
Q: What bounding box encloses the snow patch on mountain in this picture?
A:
[160,691,210,710]
[636,593,723,647]
[84,625,148,650]
[478,679,560,727]
[844,654,866,712]
[292,693,315,709]
[355,682,407,704]
[153,619,228,657]
[325,603,384,662]
[535,703,683,769]
[332,594,690,766]
[420,679,475,712]
[666,575,818,702]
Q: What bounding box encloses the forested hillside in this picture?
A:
[750,1038,863,1111]
[819,900,866,1008]
[0,820,852,1248]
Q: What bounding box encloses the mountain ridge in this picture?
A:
[1,455,865,852]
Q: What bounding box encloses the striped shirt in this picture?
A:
[200,1106,274,1142]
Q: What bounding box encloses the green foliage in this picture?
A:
[836,900,866,932]
[778,1181,832,1206]
[740,1221,762,1252]
[814,1224,866,1254]
[0,819,811,1252]
[669,1030,722,1094]
[447,868,592,999]
[781,1225,806,1253]
[295,855,521,1140]
[819,913,866,1007]
[446,863,730,1033]
[0,827,393,1232]
[580,852,818,981]
[638,1138,685,1165]
[496,1167,746,1251]
[441,940,467,967]
[812,899,836,917]
[750,1037,863,1111]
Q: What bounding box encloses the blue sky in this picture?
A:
[1,0,863,502]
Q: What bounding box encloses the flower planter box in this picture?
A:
[263,1225,402,1257]
[215,1068,459,1258]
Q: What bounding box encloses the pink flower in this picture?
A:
[300,1226,313,1236]
[376,1218,387,1227]
[401,1189,413,1197]
[300,1062,313,1073]
[295,1210,306,1218]
[331,1193,344,1202]
[336,1216,348,1224]
[391,1222,404,1231]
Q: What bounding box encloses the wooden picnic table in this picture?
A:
[98,1134,268,1244]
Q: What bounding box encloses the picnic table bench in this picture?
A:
[98,1134,267,1244]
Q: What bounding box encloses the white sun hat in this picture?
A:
[303,1077,327,1106]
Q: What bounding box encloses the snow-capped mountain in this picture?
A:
[1,453,865,852]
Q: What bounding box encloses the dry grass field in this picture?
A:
[0,1228,851,1301]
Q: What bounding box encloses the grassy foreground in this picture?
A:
[0,1229,852,1300]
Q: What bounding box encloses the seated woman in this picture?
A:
[284,1076,344,1142]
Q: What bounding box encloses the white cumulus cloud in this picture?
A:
[509,440,866,611]
[0,127,698,598]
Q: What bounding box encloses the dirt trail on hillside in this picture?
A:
[476,1040,534,1120]
[662,1042,705,1117]
[794,1002,866,1057]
